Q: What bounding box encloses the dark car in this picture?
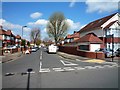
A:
[115,48,120,57]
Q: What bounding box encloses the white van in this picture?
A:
[48,44,57,53]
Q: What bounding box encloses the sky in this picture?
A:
[0,0,119,41]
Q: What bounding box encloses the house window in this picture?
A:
[7,36,10,40]
[79,45,89,51]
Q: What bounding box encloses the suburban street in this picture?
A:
[2,48,119,88]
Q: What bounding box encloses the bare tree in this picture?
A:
[30,28,41,45]
[46,12,69,45]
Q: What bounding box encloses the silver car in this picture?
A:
[96,48,115,58]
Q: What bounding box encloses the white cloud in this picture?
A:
[23,27,31,32]
[30,12,43,19]
[69,0,76,7]
[0,19,31,32]
[0,19,31,40]
[35,19,48,25]
[86,0,119,13]
[66,19,81,31]
[0,19,22,30]
[27,19,48,26]
[0,19,6,25]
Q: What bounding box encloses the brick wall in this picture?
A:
[59,46,105,59]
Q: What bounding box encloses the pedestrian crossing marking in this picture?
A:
[39,68,50,73]
[63,67,75,71]
[60,60,78,66]
[74,67,85,70]
[53,68,64,72]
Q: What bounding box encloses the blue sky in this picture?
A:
[1,1,119,41]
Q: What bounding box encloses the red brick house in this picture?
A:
[78,13,120,51]
[74,33,103,52]
[5,30,16,46]
[64,31,80,44]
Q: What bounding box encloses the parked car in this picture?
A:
[95,48,115,58]
[4,45,17,53]
[31,47,38,52]
[115,48,120,57]
[4,45,17,49]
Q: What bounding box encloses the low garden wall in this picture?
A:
[59,46,105,59]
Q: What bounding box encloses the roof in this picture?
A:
[16,35,21,39]
[66,32,80,39]
[78,13,117,33]
[104,20,118,29]
[5,30,12,36]
[0,29,6,35]
[74,33,103,43]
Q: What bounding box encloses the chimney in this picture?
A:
[74,31,77,33]
[0,26,3,29]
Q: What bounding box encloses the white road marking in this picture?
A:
[39,68,50,73]
[53,68,64,72]
[84,66,97,69]
[112,64,118,67]
[103,65,114,68]
[40,56,42,60]
[63,67,75,71]
[94,65,104,68]
[39,55,50,73]
[74,67,85,70]
[102,62,117,65]
[39,61,42,71]
[40,51,42,60]
[60,60,78,66]
[41,51,42,56]
[27,71,35,74]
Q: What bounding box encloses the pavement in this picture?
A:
[0,52,23,63]
[57,51,119,64]
[57,51,90,60]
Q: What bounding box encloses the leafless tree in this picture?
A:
[30,28,40,45]
[46,12,69,45]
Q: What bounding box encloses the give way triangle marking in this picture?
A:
[60,60,78,66]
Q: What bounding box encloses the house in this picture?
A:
[78,13,120,51]
[0,26,9,47]
[0,28,16,47]
[74,33,103,52]
[15,35,21,47]
[64,31,80,44]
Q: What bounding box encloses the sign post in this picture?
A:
[106,34,114,62]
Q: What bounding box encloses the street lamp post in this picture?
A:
[21,26,27,52]
[22,26,27,38]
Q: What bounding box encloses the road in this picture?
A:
[2,48,119,89]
